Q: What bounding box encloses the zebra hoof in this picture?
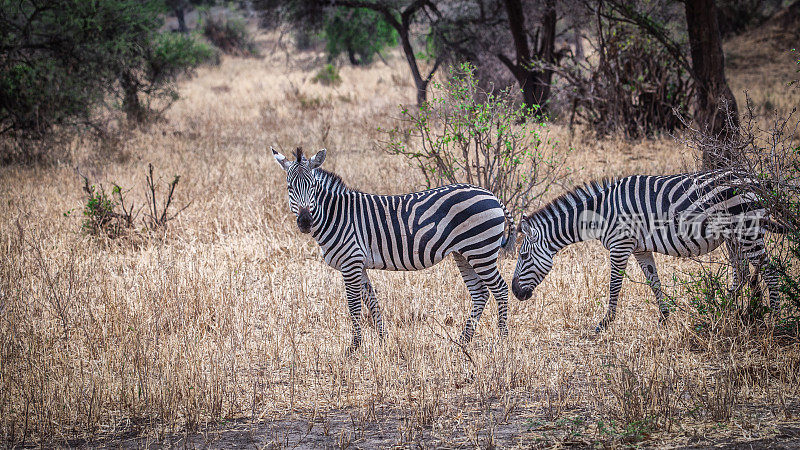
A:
[344,341,361,357]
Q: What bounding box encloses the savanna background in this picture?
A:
[1,0,800,447]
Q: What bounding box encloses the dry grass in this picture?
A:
[1,31,799,447]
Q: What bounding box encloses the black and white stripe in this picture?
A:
[274,148,515,351]
[511,171,787,331]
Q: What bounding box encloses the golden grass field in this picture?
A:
[1,24,800,447]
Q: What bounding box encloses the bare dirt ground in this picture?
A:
[73,403,800,448]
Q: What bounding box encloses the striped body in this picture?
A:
[274,148,514,352]
[512,171,785,330]
[315,183,508,271]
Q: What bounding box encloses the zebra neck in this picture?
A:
[311,170,351,240]
[544,194,604,251]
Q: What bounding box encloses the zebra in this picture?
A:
[272,147,516,352]
[510,171,789,331]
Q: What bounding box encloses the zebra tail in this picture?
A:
[499,201,516,256]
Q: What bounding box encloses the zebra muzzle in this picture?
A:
[297,209,313,233]
[512,278,532,301]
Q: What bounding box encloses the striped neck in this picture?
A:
[310,169,352,239]
[531,180,613,251]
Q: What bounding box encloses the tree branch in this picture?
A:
[602,0,696,82]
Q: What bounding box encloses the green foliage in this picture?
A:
[312,64,342,87]
[78,164,187,239]
[202,14,258,56]
[323,8,397,65]
[0,0,213,154]
[0,0,156,138]
[150,32,219,80]
[384,63,567,215]
[596,418,655,444]
[134,32,220,115]
[81,184,122,237]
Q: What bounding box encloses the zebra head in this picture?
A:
[272,147,326,234]
[512,215,555,301]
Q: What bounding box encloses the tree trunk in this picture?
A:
[532,0,557,111]
[121,72,144,124]
[685,0,739,169]
[175,7,188,33]
[501,0,557,116]
[346,47,360,66]
[397,27,429,106]
[573,28,584,63]
[330,1,438,107]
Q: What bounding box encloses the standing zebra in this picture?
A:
[273,147,515,352]
[511,171,788,331]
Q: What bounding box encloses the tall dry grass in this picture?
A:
[1,31,799,446]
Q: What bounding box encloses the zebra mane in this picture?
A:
[528,178,617,221]
[315,167,354,192]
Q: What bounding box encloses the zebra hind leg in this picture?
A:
[474,262,510,339]
[634,251,669,323]
[740,237,782,315]
[453,253,492,344]
[361,270,386,342]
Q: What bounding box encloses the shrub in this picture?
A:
[122,31,219,123]
[556,20,693,139]
[384,63,567,215]
[0,0,213,153]
[202,14,259,56]
[323,8,397,66]
[681,97,800,336]
[76,164,187,239]
[312,64,342,86]
[80,183,123,238]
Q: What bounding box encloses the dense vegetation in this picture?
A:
[0,0,215,160]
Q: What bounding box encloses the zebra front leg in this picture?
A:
[597,246,633,332]
[361,269,386,342]
[342,267,365,354]
[453,253,491,344]
[634,251,669,323]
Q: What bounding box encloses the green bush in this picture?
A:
[0,0,214,157]
[384,63,567,215]
[202,15,259,56]
[323,8,397,65]
[312,64,342,86]
[80,183,124,238]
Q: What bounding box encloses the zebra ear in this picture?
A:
[520,219,532,236]
[272,147,291,171]
[309,148,326,169]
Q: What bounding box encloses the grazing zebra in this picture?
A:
[511,171,788,331]
[273,147,515,352]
